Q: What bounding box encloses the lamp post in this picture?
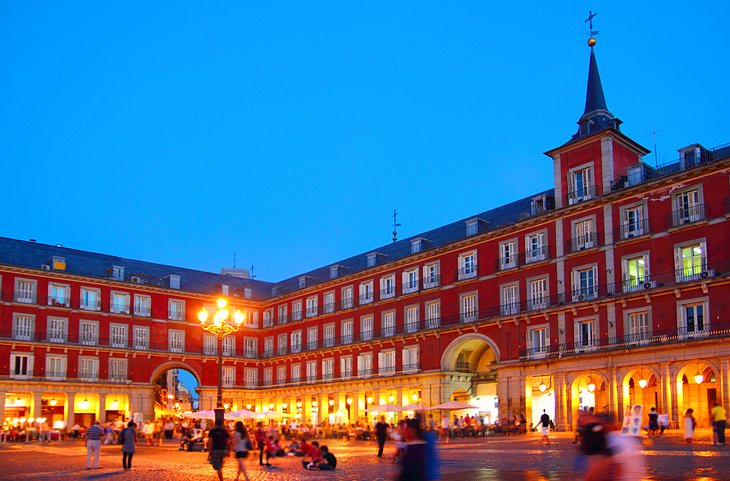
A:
[198,298,245,426]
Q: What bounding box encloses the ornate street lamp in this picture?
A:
[198,298,245,426]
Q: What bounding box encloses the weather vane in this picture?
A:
[585,10,599,47]
[392,209,401,243]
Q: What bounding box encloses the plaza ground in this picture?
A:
[0,430,728,480]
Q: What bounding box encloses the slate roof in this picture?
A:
[0,188,555,301]
[0,237,274,301]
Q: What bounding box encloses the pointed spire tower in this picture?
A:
[571,33,622,141]
[545,12,649,211]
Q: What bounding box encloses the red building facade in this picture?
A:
[1,44,729,430]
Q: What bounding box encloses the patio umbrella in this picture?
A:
[228,409,256,419]
[429,401,479,411]
[255,410,282,419]
[401,403,424,411]
[364,403,403,413]
[182,409,217,419]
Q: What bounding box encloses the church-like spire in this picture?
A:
[570,12,622,142]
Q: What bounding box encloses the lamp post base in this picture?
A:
[214,408,225,426]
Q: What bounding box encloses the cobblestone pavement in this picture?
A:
[0,430,728,480]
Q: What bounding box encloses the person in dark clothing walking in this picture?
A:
[207,419,231,481]
[120,421,136,471]
[255,422,266,465]
[533,410,551,445]
[399,418,427,481]
[375,416,389,458]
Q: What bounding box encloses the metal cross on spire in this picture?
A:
[585,10,599,47]
[392,209,401,243]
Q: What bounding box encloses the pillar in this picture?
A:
[65,392,75,428]
[0,392,6,424]
[33,392,42,419]
[670,364,680,428]
[554,373,569,431]
[98,394,107,423]
[608,368,620,419]
[721,359,730,408]
[660,363,673,425]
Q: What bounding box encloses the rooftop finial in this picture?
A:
[585,10,599,47]
[392,209,401,243]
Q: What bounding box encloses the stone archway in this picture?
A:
[149,361,202,418]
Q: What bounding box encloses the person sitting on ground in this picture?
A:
[286,439,301,455]
[300,440,322,470]
[317,445,337,470]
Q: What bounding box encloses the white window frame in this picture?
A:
[622,253,650,292]
[380,274,396,299]
[574,317,596,351]
[78,356,99,381]
[10,352,33,379]
[168,329,185,353]
[423,262,440,289]
[277,333,288,355]
[674,239,708,282]
[307,327,318,350]
[340,355,352,379]
[109,323,128,348]
[527,277,548,311]
[277,365,286,385]
[341,319,353,344]
[244,367,258,387]
[359,280,374,304]
[525,231,547,262]
[620,203,646,239]
[568,163,594,204]
[499,239,518,270]
[673,186,703,226]
[405,305,419,333]
[168,299,185,321]
[323,323,335,348]
[263,308,274,328]
[378,350,396,376]
[625,308,651,343]
[47,316,67,343]
[572,265,598,301]
[501,283,520,316]
[14,278,37,304]
[425,300,440,329]
[323,291,335,313]
[244,337,258,358]
[291,330,302,353]
[460,292,478,323]
[357,352,373,378]
[264,336,274,356]
[79,287,100,311]
[381,311,396,337]
[48,282,70,307]
[322,358,334,381]
[360,315,374,341]
[306,296,318,317]
[46,354,66,380]
[134,295,151,317]
[292,300,302,321]
[341,286,354,309]
[133,326,149,350]
[277,304,288,324]
[677,297,709,337]
[527,324,550,359]
[79,319,99,346]
[12,313,35,341]
[573,218,595,251]
[263,367,273,386]
[222,366,235,387]
[291,363,301,383]
[403,268,419,294]
[458,251,477,280]
[110,291,130,314]
[108,358,127,382]
[222,336,236,356]
[403,346,419,373]
[203,333,217,356]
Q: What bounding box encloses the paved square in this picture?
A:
[0,431,728,480]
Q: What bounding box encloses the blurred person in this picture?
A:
[120,421,136,471]
[399,418,427,481]
[534,410,551,445]
[711,402,726,445]
[684,409,697,444]
[375,416,389,457]
[647,407,659,436]
[206,419,230,481]
[232,421,251,481]
[317,445,337,470]
[85,420,103,470]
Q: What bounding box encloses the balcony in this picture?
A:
[402,280,419,295]
[379,365,396,376]
[110,303,130,315]
[278,314,288,324]
[108,374,130,383]
[424,317,440,329]
[402,362,420,374]
[379,288,396,300]
[14,291,36,304]
[340,298,354,310]
[358,294,373,305]
[306,307,318,317]
[455,361,470,372]
[323,302,335,314]
[80,300,102,311]
[307,340,319,351]
[523,245,549,264]
[134,306,151,317]
[498,255,518,271]
[48,296,70,308]
[669,204,706,228]
[616,219,651,240]
[423,275,441,289]
[457,265,478,281]
[569,233,600,253]
[45,370,67,380]
[567,184,598,205]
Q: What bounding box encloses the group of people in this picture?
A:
[83,420,137,470]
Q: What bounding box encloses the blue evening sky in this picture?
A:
[1,1,728,284]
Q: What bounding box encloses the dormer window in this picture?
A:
[330,266,339,279]
[367,253,377,268]
[167,275,181,289]
[111,265,125,281]
[466,219,479,236]
[411,239,422,254]
[52,256,66,271]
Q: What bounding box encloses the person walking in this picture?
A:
[206,419,231,481]
[711,402,726,445]
[120,421,137,471]
[647,407,659,437]
[534,410,551,445]
[375,415,389,458]
[85,420,103,470]
[255,422,266,465]
[398,418,427,481]
[232,421,251,481]
[684,409,697,444]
